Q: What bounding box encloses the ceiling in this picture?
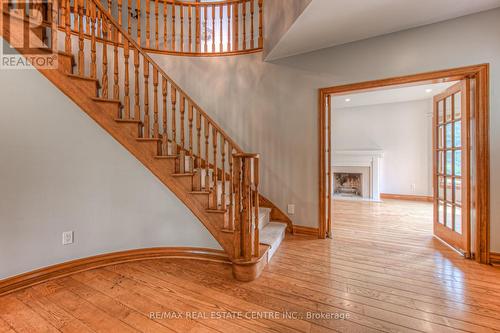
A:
[332,82,457,109]
[266,0,500,60]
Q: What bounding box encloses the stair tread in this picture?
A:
[206,209,227,214]
[136,137,162,141]
[155,155,177,159]
[115,118,142,123]
[92,97,121,104]
[260,222,287,260]
[172,173,195,177]
[190,191,211,195]
[67,73,98,82]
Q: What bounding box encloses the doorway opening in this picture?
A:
[318,64,490,263]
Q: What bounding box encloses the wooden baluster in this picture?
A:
[137,0,141,46]
[64,0,71,54]
[162,78,168,155]
[253,157,260,257]
[232,2,238,51]
[228,144,234,230]
[113,27,119,100]
[188,103,194,172]
[123,40,131,119]
[203,5,207,52]
[163,0,167,50]
[211,4,215,52]
[226,3,230,52]
[107,0,111,13]
[242,0,246,50]
[221,137,226,211]
[219,5,223,52]
[179,94,185,172]
[101,18,109,98]
[90,3,96,79]
[196,112,202,185]
[250,0,254,48]
[195,3,200,52]
[133,49,140,119]
[145,0,150,47]
[143,59,150,138]
[78,0,84,75]
[154,0,159,48]
[85,0,90,34]
[188,4,192,52]
[61,0,67,37]
[171,1,175,50]
[97,11,102,38]
[233,156,241,257]
[117,0,122,42]
[73,0,79,32]
[127,0,132,35]
[180,4,184,52]
[204,119,210,191]
[242,158,250,261]
[153,68,159,138]
[171,86,177,154]
[212,128,218,208]
[258,0,262,48]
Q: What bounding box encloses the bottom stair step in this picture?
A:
[260,222,287,260]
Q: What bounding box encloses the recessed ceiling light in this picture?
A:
[425,88,433,93]
[345,98,351,102]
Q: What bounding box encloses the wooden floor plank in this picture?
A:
[1,199,500,333]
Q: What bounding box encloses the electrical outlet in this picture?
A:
[287,204,295,215]
[62,231,74,245]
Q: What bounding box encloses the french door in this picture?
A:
[433,80,470,256]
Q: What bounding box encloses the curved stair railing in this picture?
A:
[60,0,263,56]
[3,0,263,266]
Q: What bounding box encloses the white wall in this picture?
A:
[149,8,500,252]
[0,41,221,280]
[333,99,433,196]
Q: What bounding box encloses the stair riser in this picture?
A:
[57,55,74,73]
[94,101,121,119]
[67,76,98,97]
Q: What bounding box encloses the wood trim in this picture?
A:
[318,64,490,263]
[490,252,500,265]
[381,193,433,202]
[143,47,263,57]
[0,247,230,297]
[293,225,319,236]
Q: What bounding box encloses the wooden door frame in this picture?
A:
[318,64,490,264]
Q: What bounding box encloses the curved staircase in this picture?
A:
[1,0,288,281]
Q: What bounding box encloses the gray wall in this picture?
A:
[151,8,500,251]
[0,42,220,280]
[263,0,312,59]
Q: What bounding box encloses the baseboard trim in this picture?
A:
[381,193,433,202]
[0,247,229,296]
[293,225,319,237]
[490,252,500,265]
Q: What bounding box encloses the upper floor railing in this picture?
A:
[59,0,263,56]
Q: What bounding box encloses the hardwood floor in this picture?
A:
[1,199,499,332]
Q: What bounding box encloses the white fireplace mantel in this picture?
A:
[333,150,384,201]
